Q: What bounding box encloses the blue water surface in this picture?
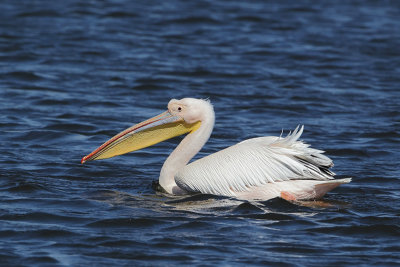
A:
[0,0,399,266]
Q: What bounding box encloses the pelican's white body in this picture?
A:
[158,98,350,200]
[175,130,350,201]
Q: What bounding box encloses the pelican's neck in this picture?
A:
[159,108,215,194]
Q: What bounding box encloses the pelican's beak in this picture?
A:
[81,110,200,164]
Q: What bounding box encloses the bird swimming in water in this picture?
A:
[81,98,351,201]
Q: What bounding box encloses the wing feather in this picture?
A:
[175,125,335,196]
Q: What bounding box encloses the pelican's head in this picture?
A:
[167,98,212,124]
[81,98,212,163]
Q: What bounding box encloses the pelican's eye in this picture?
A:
[178,107,182,112]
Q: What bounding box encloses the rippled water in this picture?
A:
[1,0,399,266]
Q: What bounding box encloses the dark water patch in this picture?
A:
[328,148,369,157]
[131,84,173,91]
[0,253,24,267]
[165,221,214,231]
[56,113,83,120]
[7,182,49,193]
[160,16,222,25]
[98,239,146,248]
[4,71,43,81]
[83,101,123,108]
[243,49,275,56]
[0,33,19,40]
[376,110,400,119]
[102,11,138,18]
[0,212,85,225]
[34,98,73,106]
[23,256,59,265]
[8,85,63,93]
[268,244,324,254]
[237,259,295,267]
[161,33,188,41]
[319,215,352,224]
[16,10,61,18]
[161,69,254,79]
[87,217,166,228]
[87,251,193,262]
[380,245,400,252]
[283,6,319,13]
[232,202,264,214]
[2,228,80,241]
[234,15,272,23]
[134,77,177,84]
[183,244,234,254]
[0,251,59,267]
[44,122,96,132]
[151,239,186,249]
[10,130,62,143]
[270,25,298,31]
[360,130,399,139]
[356,176,399,184]
[0,51,40,62]
[0,121,22,128]
[76,166,145,181]
[361,215,400,226]
[306,224,400,237]
[80,50,108,57]
[240,212,295,221]
[0,230,20,239]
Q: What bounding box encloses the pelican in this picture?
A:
[81,98,351,201]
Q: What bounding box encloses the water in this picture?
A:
[1,0,399,266]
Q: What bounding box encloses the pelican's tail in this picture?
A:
[280,178,352,201]
[311,178,352,199]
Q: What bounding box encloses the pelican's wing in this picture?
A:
[175,126,335,196]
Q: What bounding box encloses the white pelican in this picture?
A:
[81,98,351,201]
